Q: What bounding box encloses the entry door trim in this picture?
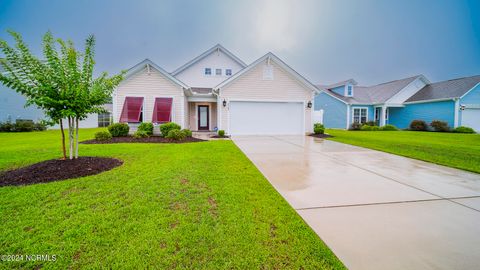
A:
[197,105,210,131]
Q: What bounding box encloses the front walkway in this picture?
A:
[232,135,480,270]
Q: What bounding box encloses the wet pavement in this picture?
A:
[233,135,480,270]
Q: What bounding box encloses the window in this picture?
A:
[385,108,389,120]
[204,68,212,75]
[152,97,173,124]
[353,108,368,124]
[98,112,111,127]
[346,85,353,96]
[263,65,274,80]
[120,97,144,123]
[225,69,232,76]
[215,68,222,76]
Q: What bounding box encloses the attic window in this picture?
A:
[263,65,274,80]
[346,85,353,96]
[215,69,222,76]
[226,69,232,76]
[205,68,212,76]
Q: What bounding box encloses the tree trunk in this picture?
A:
[68,116,73,160]
[59,119,67,160]
[75,117,79,159]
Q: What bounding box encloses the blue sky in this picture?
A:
[1,0,479,85]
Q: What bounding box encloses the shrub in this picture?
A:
[181,129,192,138]
[94,131,112,141]
[13,121,34,132]
[133,130,150,139]
[361,125,380,131]
[160,122,181,137]
[381,124,398,131]
[452,126,476,134]
[365,121,376,127]
[33,122,47,131]
[349,122,362,130]
[0,122,14,132]
[137,122,154,135]
[430,120,450,132]
[409,120,428,131]
[166,129,186,140]
[108,123,129,137]
[218,130,225,137]
[313,123,325,134]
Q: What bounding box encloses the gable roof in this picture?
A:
[317,75,421,104]
[325,79,357,89]
[123,59,189,89]
[406,75,480,102]
[171,44,247,76]
[214,52,318,93]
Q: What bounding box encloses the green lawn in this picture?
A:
[326,129,480,174]
[0,129,344,269]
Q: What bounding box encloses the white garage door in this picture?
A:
[229,101,304,135]
[462,108,480,131]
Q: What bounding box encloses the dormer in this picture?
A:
[327,79,357,97]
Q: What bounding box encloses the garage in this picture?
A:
[229,101,304,135]
[462,108,480,132]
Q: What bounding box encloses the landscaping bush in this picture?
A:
[166,129,186,140]
[0,122,14,132]
[349,122,362,130]
[181,129,192,138]
[313,123,325,134]
[94,131,112,141]
[160,122,181,137]
[137,122,154,135]
[33,122,47,131]
[452,126,476,134]
[430,120,450,132]
[13,121,35,132]
[133,130,150,139]
[365,121,376,127]
[0,121,47,132]
[380,124,398,131]
[218,130,225,137]
[361,125,380,131]
[409,120,428,131]
[108,123,130,137]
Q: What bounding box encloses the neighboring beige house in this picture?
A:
[113,44,316,135]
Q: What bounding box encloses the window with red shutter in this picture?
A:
[152,97,173,124]
[120,97,144,123]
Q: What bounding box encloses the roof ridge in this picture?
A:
[368,75,421,87]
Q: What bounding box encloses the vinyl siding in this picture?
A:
[314,92,347,129]
[389,100,455,129]
[460,83,480,104]
[114,67,184,127]
[330,85,345,96]
[219,60,313,134]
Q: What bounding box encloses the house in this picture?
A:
[0,65,112,128]
[113,44,316,135]
[315,75,480,131]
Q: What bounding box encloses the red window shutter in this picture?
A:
[152,98,173,123]
[120,97,144,123]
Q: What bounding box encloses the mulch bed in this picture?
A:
[81,136,205,144]
[309,133,333,138]
[0,157,123,187]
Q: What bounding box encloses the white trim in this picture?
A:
[217,95,222,130]
[403,97,455,104]
[172,44,247,76]
[345,84,354,97]
[459,82,480,99]
[122,59,189,89]
[454,98,459,128]
[214,52,318,93]
[346,105,351,129]
[384,75,430,104]
[112,91,117,123]
[186,96,217,102]
[351,106,369,124]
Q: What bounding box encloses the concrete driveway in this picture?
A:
[232,135,480,270]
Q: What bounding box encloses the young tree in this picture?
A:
[0,30,124,159]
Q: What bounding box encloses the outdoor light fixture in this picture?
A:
[223,99,227,107]
[460,104,466,110]
[307,101,312,108]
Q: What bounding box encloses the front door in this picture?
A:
[197,105,209,130]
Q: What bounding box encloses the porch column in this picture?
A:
[380,106,387,126]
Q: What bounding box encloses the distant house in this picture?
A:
[315,75,480,131]
[0,65,112,128]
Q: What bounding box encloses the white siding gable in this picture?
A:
[174,50,244,88]
[386,76,428,105]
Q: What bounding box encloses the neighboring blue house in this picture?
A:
[315,75,480,131]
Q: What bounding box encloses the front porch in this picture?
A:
[185,87,218,132]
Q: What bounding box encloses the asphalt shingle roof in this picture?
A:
[406,75,480,102]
